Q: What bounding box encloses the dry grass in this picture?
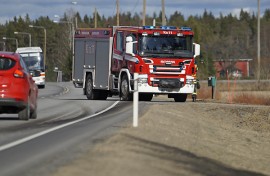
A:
[231,92,270,105]
[197,80,270,105]
[196,86,221,100]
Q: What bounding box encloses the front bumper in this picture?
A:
[136,74,195,94]
[33,77,45,86]
[138,82,194,94]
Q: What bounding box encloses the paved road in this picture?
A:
[0,82,140,176]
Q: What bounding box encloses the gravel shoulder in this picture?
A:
[51,97,270,176]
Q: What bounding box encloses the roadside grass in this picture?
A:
[231,92,270,105]
[196,86,221,100]
[197,80,270,105]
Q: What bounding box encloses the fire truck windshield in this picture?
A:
[138,35,193,58]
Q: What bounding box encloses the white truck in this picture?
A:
[16,47,46,88]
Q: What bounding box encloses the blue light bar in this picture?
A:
[143,26,155,29]
[160,26,177,30]
[180,26,192,31]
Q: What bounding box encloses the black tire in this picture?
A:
[120,74,132,101]
[19,97,30,120]
[174,94,187,102]
[139,93,153,101]
[85,74,99,100]
[30,105,37,119]
[38,85,45,89]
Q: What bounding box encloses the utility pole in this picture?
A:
[257,0,261,87]
[142,0,146,26]
[116,0,119,26]
[94,7,97,28]
[162,0,166,26]
[71,1,78,29]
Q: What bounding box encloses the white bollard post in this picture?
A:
[133,73,139,127]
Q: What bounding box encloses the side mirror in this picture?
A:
[193,43,200,58]
[126,36,133,55]
[125,36,137,56]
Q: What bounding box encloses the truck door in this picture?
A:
[112,31,124,73]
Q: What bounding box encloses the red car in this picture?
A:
[0,52,38,120]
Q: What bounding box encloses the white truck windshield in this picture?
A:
[20,53,44,71]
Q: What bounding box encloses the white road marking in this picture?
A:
[0,101,120,152]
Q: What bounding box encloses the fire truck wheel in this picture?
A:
[174,94,187,102]
[139,93,153,101]
[85,74,99,100]
[120,74,132,101]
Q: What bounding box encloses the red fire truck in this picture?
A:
[73,26,200,102]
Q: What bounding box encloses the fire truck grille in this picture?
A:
[151,78,183,88]
[151,65,184,74]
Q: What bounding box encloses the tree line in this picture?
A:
[0,9,270,81]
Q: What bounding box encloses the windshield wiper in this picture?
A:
[158,50,174,54]
[173,50,193,58]
[142,54,162,58]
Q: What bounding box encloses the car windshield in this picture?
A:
[138,35,193,58]
[0,58,15,70]
[20,52,44,71]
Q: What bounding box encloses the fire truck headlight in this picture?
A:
[138,78,148,84]
[186,79,193,85]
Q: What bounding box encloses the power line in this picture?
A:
[111,0,117,18]
[129,0,140,14]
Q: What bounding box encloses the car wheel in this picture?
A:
[30,105,37,119]
[38,85,45,89]
[18,97,30,120]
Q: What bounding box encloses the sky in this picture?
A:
[0,0,269,24]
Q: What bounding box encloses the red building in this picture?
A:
[213,59,253,78]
